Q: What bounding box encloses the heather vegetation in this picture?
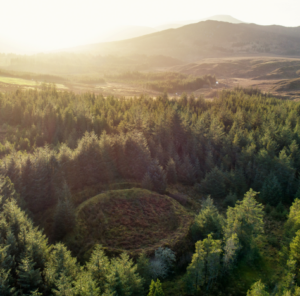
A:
[2,85,300,295]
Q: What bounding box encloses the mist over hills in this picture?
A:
[61,20,300,62]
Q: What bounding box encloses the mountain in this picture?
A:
[99,15,243,43]
[61,21,300,62]
[200,15,244,24]
[155,15,244,31]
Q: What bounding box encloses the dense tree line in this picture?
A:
[2,86,300,294]
[0,86,299,211]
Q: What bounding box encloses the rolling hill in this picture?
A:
[155,14,244,31]
[63,21,300,62]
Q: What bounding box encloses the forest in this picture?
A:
[2,85,300,295]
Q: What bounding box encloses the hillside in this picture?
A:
[63,21,300,61]
[170,57,300,79]
[155,14,244,31]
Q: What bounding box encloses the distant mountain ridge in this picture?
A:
[61,20,300,61]
[96,15,244,43]
[155,15,244,31]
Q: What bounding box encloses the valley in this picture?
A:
[2,15,300,296]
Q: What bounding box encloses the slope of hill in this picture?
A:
[170,57,300,79]
[155,15,244,31]
[64,21,300,61]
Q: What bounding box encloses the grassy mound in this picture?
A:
[66,188,192,258]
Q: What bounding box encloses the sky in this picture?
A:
[0,0,299,54]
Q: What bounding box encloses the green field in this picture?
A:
[0,76,68,89]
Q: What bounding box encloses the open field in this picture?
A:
[0,76,68,90]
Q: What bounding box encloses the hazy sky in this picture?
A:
[0,0,299,53]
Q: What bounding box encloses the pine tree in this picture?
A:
[17,256,42,295]
[52,273,75,296]
[184,241,205,295]
[52,183,76,241]
[146,160,166,194]
[199,167,227,199]
[247,280,270,296]
[260,172,283,206]
[44,243,78,293]
[137,252,151,288]
[0,268,15,296]
[86,244,110,293]
[223,233,240,272]
[224,189,264,260]
[191,197,224,241]
[148,279,165,296]
[142,172,153,191]
[106,253,143,296]
[177,154,196,185]
[0,176,20,209]
[185,234,221,292]
[74,269,100,296]
[202,234,222,287]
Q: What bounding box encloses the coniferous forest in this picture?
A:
[2,85,300,295]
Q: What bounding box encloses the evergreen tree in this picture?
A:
[199,167,227,199]
[145,160,166,194]
[260,172,283,206]
[0,268,15,296]
[44,243,78,293]
[137,252,152,289]
[106,253,143,296]
[191,197,224,241]
[223,233,240,272]
[142,172,153,191]
[185,234,222,293]
[52,273,75,296]
[74,269,100,296]
[177,154,196,185]
[224,189,264,260]
[52,183,76,241]
[86,244,110,292]
[0,175,22,210]
[148,279,165,296]
[17,256,42,295]
[247,280,270,296]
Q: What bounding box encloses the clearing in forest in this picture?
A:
[66,188,192,258]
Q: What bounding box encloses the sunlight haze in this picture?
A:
[1,0,299,53]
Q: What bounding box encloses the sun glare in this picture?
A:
[1,0,300,53]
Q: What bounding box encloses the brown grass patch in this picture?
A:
[66,188,192,259]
